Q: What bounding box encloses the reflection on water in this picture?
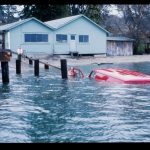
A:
[1,62,150,142]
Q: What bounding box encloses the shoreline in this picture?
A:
[40,54,150,67]
[1,54,150,81]
[10,54,150,68]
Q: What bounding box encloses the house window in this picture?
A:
[56,34,67,43]
[71,35,75,40]
[79,35,89,43]
[24,34,48,42]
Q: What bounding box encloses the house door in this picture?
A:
[70,35,76,52]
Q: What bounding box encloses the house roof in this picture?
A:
[0,17,54,31]
[107,36,135,41]
[45,15,81,29]
[45,14,110,34]
[0,15,110,35]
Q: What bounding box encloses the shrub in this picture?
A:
[137,42,145,55]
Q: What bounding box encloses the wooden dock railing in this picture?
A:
[11,50,68,79]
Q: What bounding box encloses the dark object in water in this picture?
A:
[92,63,113,65]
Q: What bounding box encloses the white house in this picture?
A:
[0,15,110,56]
[0,18,54,56]
[45,15,109,55]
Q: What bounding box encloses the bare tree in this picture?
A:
[116,4,150,54]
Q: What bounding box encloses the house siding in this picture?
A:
[5,32,9,49]
[2,16,109,56]
[8,19,53,55]
[53,17,107,55]
[107,41,133,56]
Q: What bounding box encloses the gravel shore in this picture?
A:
[40,54,150,67]
[10,54,150,68]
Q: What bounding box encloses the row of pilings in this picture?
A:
[1,53,68,84]
[16,54,68,78]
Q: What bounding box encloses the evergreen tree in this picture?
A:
[20,4,109,25]
[69,4,87,15]
[85,5,102,25]
[69,4,109,25]
[0,5,5,24]
[20,5,70,21]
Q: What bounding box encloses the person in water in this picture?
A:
[68,67,77,77]
[68,67,84,78]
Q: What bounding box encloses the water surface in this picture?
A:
[0,62,150,142]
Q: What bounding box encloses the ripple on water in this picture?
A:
[1,62,150,142]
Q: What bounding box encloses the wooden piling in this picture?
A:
[29,59,33,65]
[44,64,49,69]
[18,54,21,61]
[1,30,9,84]
[1,62,9,84]
[34,59,39,76]
[60,59,68,79]
[2,31,5,49]
[16,59,21,74]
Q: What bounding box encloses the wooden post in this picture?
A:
[44,64,49,69]
[2,31,5,49]
[1,62,9,84]
[16,59,21,74]
[1,30,9,84]
[29,59,33,65]
[60,59,68,79]
[34,59,39,76]
[18,54,21,61]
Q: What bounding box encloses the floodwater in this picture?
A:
[1,61,150,143]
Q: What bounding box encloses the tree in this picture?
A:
[116,4,150,54]
[69,4,110,25]
[20,5,70,22]
[20,4,110,26]
[0,5,5,24]
[85,5,102,24]
[69,4,87,15]
[3,5,19,24]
